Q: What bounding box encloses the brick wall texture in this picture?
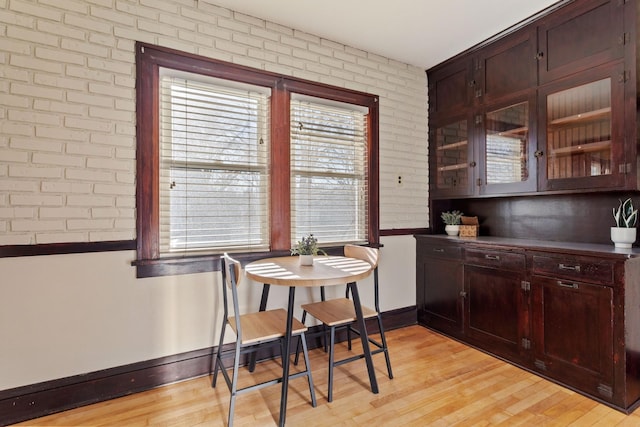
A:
[0,0,429,245]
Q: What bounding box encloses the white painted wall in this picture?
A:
[0,235,415,390]
[0,1,426,391]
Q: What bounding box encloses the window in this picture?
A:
[290,96,368,245]
[135,43,379,277]
[159,70,270,254]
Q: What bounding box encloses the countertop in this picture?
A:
[414,234,640,259]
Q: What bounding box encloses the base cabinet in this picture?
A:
[531,275,615,401]
[465,265,528,363]
[416,241,463,338]
[416,235,640,413]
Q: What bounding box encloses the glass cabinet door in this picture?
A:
[485,101,530,185]
[546,78,612,181]
[433,119,472,196]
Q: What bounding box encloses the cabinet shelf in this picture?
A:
[437,140,468,151]
[550,140,611,157]
[549,107,611,127]
[438,163,468,172]
[495,126,528,137]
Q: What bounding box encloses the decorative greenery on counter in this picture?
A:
[613,198,638,228]
[291,234,328,256]
[441,210,464,226]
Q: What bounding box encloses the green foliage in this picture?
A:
[291,234,328,255]
[613,198,638,228]
[441,210,464,226]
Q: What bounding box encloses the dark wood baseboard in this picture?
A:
[0,240,136,258]
[0,306,416,426]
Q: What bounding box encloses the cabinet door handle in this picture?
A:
[558,263,580,272]
[557,281,579,289]
[432,248,445,253]
[485,254,500,261]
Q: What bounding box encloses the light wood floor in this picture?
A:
[15,325,640,426]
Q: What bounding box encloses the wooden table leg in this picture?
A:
[249,283,270,372]
[279,286,295,427]
[348,282,379,394]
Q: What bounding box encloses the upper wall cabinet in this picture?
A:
[431,114,475,198]
[427,0,637,199]
[537,0,625,84]
[476,27,537,105]
[428,57,472,121]
[538,63,626,191]
[478,93,538,195]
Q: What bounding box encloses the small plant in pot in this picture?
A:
[441,210,464,236]
[611,198,637,249]
[291,233,327,265]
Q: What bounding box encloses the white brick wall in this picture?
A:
[0,0,428,246]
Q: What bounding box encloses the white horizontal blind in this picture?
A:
[159,69,270,255]
[290,96,368,247]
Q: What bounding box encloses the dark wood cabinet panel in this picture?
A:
[531,252,615,285]
[464,264,528,362]
[538,0,625,84]
[531,275,614,401]
[420,256,464,337]
[465,247,526,271]
[537,63,627,191]
[430,115,475,198]
[416,239,463,337]
[478,28,537,104]
[428,57,471,120]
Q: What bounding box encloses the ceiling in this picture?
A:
[208,0,561,69]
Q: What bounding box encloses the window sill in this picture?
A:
[132,247,352,278]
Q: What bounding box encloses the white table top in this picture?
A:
[244,255,372,287]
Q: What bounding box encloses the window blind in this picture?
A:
[290,95,368,247]
[159,69,270,255]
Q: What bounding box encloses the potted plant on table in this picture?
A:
[291,234,327,265]
[611,198,637,249]
[441,210,464,236]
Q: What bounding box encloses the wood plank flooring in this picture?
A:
[14,325,640,426]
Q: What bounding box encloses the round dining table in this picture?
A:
[244,255,379,427]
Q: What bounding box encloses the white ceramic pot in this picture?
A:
[611,227,637,249]
[445,224,460,236]
[299,254,314,266]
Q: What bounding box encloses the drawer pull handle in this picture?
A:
[557,281,579,289]
[432,248,445,253]
[558,263,580,272]
[485,255,500,260]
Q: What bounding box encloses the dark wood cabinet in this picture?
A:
[477,94,537,195]
[537,0,625,84]
[427,0,637,198]
[416,239,464,338]
[430,115,475,198]
[538,62,627,191]
[421,0,640,414]
[427,56,471,121]
[415,235,640,413]
[463,247,529,363]
[476,27,537,105]
[529,250,619,400]
[531,275,615,400]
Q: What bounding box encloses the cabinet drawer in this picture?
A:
[531,254,614,285]
[421,244,462,261]
[465,248,525,271]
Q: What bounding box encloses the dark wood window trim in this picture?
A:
[134,43,379,278]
